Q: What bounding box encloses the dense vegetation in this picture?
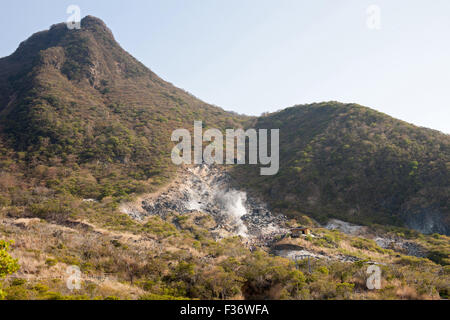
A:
[0,16,447,235]
[0,240,20,299]
[0,211,448,300]
[0,16,448,300]
[232,102,450,234]
[0,16,248,208]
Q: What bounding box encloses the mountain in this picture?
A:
[0,16,448,301]
[0,16,448,234]
[232,102,450,235]
[0,16,248,202]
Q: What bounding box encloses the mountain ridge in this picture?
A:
[0,15,248,205]
[0,16,448,235]
[0,15,449,302]
[233,102,450,235]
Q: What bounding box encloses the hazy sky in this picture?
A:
[1,0,449,133]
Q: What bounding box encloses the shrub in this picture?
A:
[351,238,385,253]
[139,293,187,300]
[336,282,355,299]
[4,285,30,300]
[0,240,20,279]
[45,258,58,267]
[317,266,329,275]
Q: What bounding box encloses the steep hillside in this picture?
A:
[0,16,248,205]
[0,17,449,301]
[231,102,450,235]
[0,17,448,236]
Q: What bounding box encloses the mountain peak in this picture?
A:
[81,15,107,26]
[0,15,247,173]
[80,15,115,39]
[5,15,114,64]
[0,16,448,236]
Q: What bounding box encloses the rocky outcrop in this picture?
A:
[130,165,289,245]
[404,208,448,236]
[374,237,426,257]
[325,219,368,236]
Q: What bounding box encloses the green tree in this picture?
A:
[0,240,20,299]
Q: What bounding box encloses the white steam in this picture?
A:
[181,166,249,237]
[214,190,249,237]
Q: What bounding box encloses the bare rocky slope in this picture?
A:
[122,164,289,246]
[120,164,437,264]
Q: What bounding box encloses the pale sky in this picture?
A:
[1,0,449,133]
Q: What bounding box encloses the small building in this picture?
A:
[290,227,311,238]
